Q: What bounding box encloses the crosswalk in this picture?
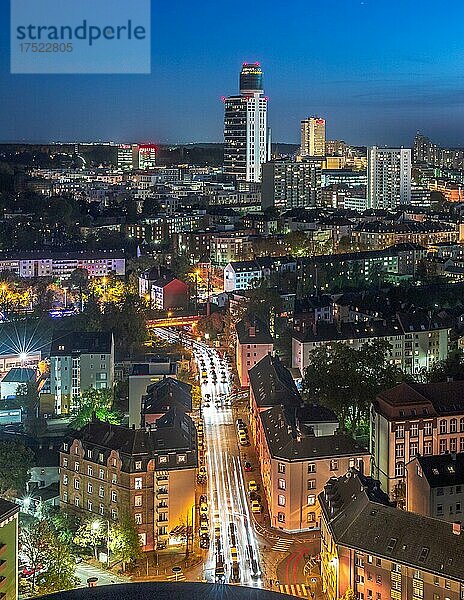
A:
[279,583,311,597]
[272,538,293,552]
[166,572,186,582]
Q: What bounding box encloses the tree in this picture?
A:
[70,388,122,429]
[73,519,107,559]
[427,349,464,383]
[0,441,34,497]
[302,340,405,432]
[245,281,282,323]
[338,589,356,600]
[110,511,142,571]
[22,520,78,595]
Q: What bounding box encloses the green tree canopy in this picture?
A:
[302,340,405,432]
[0,440,34,496]
[70,388,122,430]
[110,511,142,571]
[426,349,464,383]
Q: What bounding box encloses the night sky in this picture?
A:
[2,0,464,147]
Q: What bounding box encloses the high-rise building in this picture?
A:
[262,157,323,210]
[367,146,411,209]
[301,116,326,156]
[223,63,271,183]
[138,144,157,170]
[117,144,140,171]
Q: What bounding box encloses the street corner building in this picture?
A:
[0,499,19,600]
[60,411,198,551]
[319,470,464,600]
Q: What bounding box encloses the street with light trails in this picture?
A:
[152,328,262,587]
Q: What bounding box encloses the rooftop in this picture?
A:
[1,367,36,383]
[50,331,113,356]
[236,314,273,345]
[249,354,301,409]
[414,453,464,487]
[320,470,464,582]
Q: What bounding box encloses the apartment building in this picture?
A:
[248,354,369,532]
[60,414,197,551]
[320,470,464,600]
[0,499,19,600]
[141,377,192,426]
[235,314,273,387]
[406,453,464,522]
[210,232,254,267]
[352,220,458,250]
[49,331,114,415]
[138,269,189,311]
[371,381,464,503]
[0,251,125,279]
[292,312,450,377]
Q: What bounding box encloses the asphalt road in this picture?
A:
[153,328,262,588]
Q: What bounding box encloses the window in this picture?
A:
[376,575,382,584]
[277,512,285,523]
[87,482,93,494]
[135,477,143,490]
[135,495,142,507]
[386,538,397,552]
[424,421,433,436]
[278,463,285,474]
[112,474,117,484]
[74,497,80,507]
[159,455,168,464]
[450,419,458,433]
[63,458,68,468]
[111,491,117,502]
[74,462,80,472]
[451,438,458,453]
[63,491,68,503]
[74,479,80,490]
[396,424,404,439]
[440,420,447,434]
[111,509,117,520]
[437,487,444,496]
[74,446,79,455]
[392,563,401,573]
[410,423,419,437]
[437,504,444,516]
[395,444,404,458]
[135,461,142,470]
[278,495,286,506]
[87,499,92,511]
[99,486,104,498]
[278,478,286,490]
[330,460,339,471]
[307,495,316,506]
[423,440,432,455]
[87,465,93,476]
[87,449,92,459]
[99,468,105,479]
[395,462,404,477]
[307,512,315,523]
[98,452,104,462]
[418,547,429,562]
[460,418,464,433]
[63,474,68,485]
[307,480,316,490]
[410,441,419,457]
[135,513,142,525]
[177,454,187,464]
[308,463,316,473]
[440,439,448,454]
[63,442,68,452]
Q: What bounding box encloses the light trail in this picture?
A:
[152,328,262,587]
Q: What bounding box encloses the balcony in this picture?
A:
[157,489,168,499]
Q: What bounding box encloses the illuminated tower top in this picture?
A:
[240,62,264,95]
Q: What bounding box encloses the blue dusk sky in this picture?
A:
[1,0,464,146]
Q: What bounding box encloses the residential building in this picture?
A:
[60,415,197,551]
[248,354,369,531]
[320,470,464,600]
[235,314,273,387]
[406,453,464,522]
[371,381,464,503]
[0,251,125,279]
[293,312,450,378]
[352,220,458,250]
[224,260,262,292]
[141,377,192,426]
[139,268,189,311]
[0,499,19,600]
[367,147,412,209]
[50,331,114,415]
[301,117,326,157]
[223,63,271,182]
[262,158,323,210]
[210,232,254,266]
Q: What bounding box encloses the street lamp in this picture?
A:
[92,519,111,567]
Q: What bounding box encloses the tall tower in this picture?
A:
[301,117,326,156]
[224,63,270,183]
[367,146,412,209]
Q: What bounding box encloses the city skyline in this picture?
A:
[2,0,464,146]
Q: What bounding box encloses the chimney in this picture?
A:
[452,522,461,536]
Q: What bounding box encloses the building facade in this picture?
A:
[60,416,197,552]
[0,500,19,600]
[235,314,274,387]
[320,470,464,600]
[224,63,271,182]
[367,147,412,209]
[301,117,326,157]
[262,158,323,210]
[371,381,464,503]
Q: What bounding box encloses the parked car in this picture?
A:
[248,480,258,492]
[251,501,261,514]
[244,462,252,472]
